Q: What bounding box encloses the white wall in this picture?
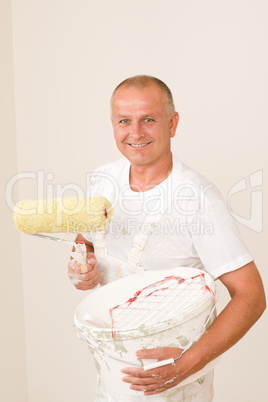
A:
[0,1,28,401]
[3,0,268,401]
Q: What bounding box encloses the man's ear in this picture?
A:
[170,112,179,138]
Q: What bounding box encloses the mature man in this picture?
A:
[68,75,266,401]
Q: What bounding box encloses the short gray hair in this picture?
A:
[110,75,175,117]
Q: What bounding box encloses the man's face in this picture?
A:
[111,85,179,168]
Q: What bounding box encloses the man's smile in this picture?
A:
[128,142,152,147]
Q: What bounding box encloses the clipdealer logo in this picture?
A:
[227,170,263,233]
[6,169,264,233]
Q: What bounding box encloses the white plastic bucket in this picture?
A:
[74,267,218,396]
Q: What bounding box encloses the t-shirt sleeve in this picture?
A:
[82,231,93,243]
[188,190,253,279]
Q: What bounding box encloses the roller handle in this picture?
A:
[143,350,185,371]
[70,242,88,273]
[143,358,175,371]
[70,242,100,289]
[69,252,88,273]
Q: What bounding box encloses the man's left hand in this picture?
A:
[121,347,188,396]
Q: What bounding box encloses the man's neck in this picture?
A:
[129,153,173,192]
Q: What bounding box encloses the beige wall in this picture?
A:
[0,1,28,401]
[3,0,268,401]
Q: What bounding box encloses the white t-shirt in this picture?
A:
[84,155,252,280]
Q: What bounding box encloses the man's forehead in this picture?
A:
[112,85,165,109]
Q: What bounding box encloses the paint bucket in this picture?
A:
[74,267,219,396]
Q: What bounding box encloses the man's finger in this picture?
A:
[75,276,99,290]
[121,367,148,377]
[143,387,166,395]
[128,383,164,392]
[80,264,88,273]
[87,256,96,265]
[69,259,83,274]
[122,375,158,386]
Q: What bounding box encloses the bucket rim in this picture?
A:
[74,297,215,342]
[74,267,215,340]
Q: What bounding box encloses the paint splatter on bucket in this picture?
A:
[74,267,219,396]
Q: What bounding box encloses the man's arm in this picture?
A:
[68,234,100,290]
[121,261,266,395]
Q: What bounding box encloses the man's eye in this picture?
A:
[119,119,129,124]
[144,118,154,123]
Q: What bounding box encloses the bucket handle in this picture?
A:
[143,303,217,371]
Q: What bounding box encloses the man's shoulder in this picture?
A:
[172,156,224,203]
[172,156,207,183]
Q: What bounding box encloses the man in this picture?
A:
[68,75,266,401]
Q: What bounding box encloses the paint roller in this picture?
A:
[13,196,113,272]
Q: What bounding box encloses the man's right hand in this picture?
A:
[68,252,100,290]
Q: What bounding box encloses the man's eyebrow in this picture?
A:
[116,114,129,118]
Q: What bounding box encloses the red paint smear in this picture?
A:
[205,285,215,302]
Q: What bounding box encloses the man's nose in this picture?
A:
[129,121,144,139]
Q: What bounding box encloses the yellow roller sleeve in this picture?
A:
[13,197,113,234]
